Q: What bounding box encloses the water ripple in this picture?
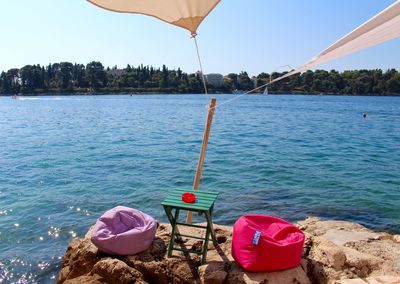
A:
[0,94,399,282]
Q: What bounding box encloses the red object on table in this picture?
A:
[182,193,196,203]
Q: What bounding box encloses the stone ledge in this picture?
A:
[57,217,400,284]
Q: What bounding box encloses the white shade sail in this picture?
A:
[272,0,400,84]
[87,0,220,35]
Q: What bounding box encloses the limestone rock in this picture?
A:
[124,237,167,263]
[297,217,368,237]
[58,218,400,284]
[63,274,104,284]
[342,247,380,278]
[323,229,384,246]
[333,275,400,284]
[198,262,228,284]
[92,258,145,284]
[166,257,200,284]
[365,275,400,283]
[300,217,400,283]
[57,237,100,283]
[226,262,310,284]
[310,239,347,271]
[128,260,169,284]
[332,279,369,284]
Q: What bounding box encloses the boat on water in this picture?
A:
[263,86,268,95]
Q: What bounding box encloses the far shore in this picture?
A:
[3,92,400,97]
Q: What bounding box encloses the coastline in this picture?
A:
[57,217,400,284]
[3,92,400,97]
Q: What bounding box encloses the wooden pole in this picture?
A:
[186,97,217,223]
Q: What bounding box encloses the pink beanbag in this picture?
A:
[91,206,157,256]
[232,214,304,271]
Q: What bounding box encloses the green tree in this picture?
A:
[85,61,107,91]
[238,71,253,90]
[0,72,6,93]
[386,73,400,93]
[20,65,34,93]
[3,69,21,94]
[73,63,86,88]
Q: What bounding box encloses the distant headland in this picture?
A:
[1,62,399,96]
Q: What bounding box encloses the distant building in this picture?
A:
[196,70,203,79]
[108,69,125,77]
[205,73,224,87]
[251,76,257,87]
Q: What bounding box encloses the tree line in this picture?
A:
[0,61,399,95]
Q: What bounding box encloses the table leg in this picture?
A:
[164,206,180,257]
[163,205,174,223]
[202,218,211,264]
[205,210,217,244]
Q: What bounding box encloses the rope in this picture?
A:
[200,0,399,111]
[214,83,270,109]
[191,33,211,191]
[211,66,295,110]
[192,35,209,97]
[191,34,291,110]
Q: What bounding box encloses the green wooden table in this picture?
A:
[162,188,219,264]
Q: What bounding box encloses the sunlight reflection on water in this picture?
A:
[0,94,399,283]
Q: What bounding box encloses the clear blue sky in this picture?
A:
[0,0,399,76]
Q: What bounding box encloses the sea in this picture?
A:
[0,94,399,283]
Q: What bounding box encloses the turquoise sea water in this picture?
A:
[0,94,399,283]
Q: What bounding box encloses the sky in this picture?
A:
[0,0,399,76]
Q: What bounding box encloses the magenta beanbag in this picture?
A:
[91,206,157,256]
[232,214,304,271]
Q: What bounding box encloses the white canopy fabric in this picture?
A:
[87,0,220,35]
[271,0,400,84]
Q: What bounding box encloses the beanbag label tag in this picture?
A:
[252,230,261,246]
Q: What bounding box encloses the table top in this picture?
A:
[162,188,218,211]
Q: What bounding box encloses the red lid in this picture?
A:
[182,192,196,203]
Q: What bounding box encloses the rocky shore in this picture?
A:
[57,217,400,284]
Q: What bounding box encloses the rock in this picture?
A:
[57,237,100,283]
[333,276,400,284]
[128,260,169,284]
[166,257,200,284]
[58,218,400,284]
[310,239,346,271]
[92,258,145,284]
[347,239,400,275]
[332,279,368,284]
[124,237,167,263]
[300,259,309,275]
[297,217,368,237]
[226,262,310,284]
[198,262,228,284]
[63,274,104,284]
[342,247,380,277]
[297,217,400,283]
[365,275,400,283]
[323,229,384,246]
